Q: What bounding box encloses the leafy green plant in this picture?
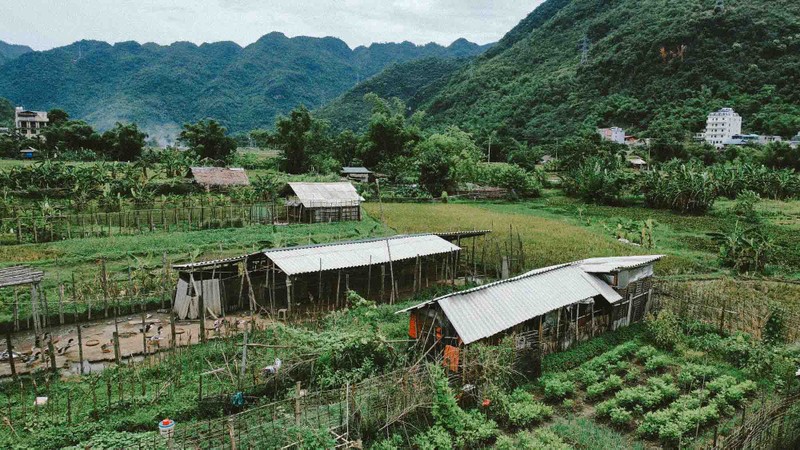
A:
[542,375,577,402]
[711,222,773,273]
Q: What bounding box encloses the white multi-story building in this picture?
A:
[14,107,49,138]
[703,108,742,148]
[597,127,625,144]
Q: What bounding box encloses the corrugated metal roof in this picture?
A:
[190,167,250,187]
[287,182,364,208]
[400,264,623,345]
[341,167,372,174]
[263,234,460,276]
[172,252,262,270]
[578,255,664,273]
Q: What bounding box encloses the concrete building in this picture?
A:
[791,132,800,149]
[597,127,625,144]
[703,108,742,148]
[14,107,49,138]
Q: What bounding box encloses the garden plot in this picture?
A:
[536,323,784,448]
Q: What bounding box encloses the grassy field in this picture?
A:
[366,191,800,279]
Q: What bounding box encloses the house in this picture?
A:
[171,233,477,319]
[14,107,49,139]
[540,155,555,165]
[399,255,663,372]
[189,167,250,190]
[701,108,742,148]
[627,156,648,171]
[791,132,800,149]
[340,167,374,183]
[723,134,761,146]
[284,182,364,224]
[597,127,625,144]
[19,147,39,159]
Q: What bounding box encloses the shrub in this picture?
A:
[646,310,684,351]
[429,365,498,447]
[495,429,571,450]
[638,392,720,443]
[609,406,634,427]
[542,375,577,402]
[733,190,761,222]
[677,364,720,390]
[707,376,756,407]
[644,354,672,373]
[413,425,452,450]
[493,388,553,427]
[763,303,787,345]
[586,375,624,400]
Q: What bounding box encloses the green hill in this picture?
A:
[422,0,800,147]
[0,41,32,65]
[316,56,472,132]
[0,34,485,141]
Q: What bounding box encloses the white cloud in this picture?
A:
[0,0,543,50]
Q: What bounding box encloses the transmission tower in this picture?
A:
[579,35,590,65]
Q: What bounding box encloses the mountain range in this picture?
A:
[416,0,800,147]
[0,34,488,142]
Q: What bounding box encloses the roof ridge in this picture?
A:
[261,233,441,254]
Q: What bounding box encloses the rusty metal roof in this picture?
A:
[263,234,459,276]
[0,266,44,288]
[190,167,250,187]
[578,255,664,273]
[400,264,623,345]
[286,182,364,208]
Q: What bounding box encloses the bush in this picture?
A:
[413,425,452,450]
[609,406,634,427]
[495,429,571,450]
[490,387,553,427]
[644,354,673,373]
[646,310,684,350]
[638,392,720,443]
[677,364,720,390]
[586,375,625,400]
[542,376,577,402]
[429,365,498,447]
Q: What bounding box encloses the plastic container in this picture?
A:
[159,418,175,438]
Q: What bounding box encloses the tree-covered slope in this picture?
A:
[0,41,33,65]
[316,57,471,132]
[424,0,800,146]
[0,34,485,140]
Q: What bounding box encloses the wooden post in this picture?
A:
[318,259,323,304]
[161,252,168,309]
[336,270,341,309]
[58,283,65,325]
[13,287,19,332]
[141,296,148,357]
[113,331,121,365]
[5,331,16,380]
[31,283,41,345]
[366,256,373,300]
[555,307,562,350]
[170,310,177,354]
[386,239,396,304]
[47,337,57,375]
[380,265,385,302]
[101,259,109,318]
[294,381,302,425]
[286,276,293,314]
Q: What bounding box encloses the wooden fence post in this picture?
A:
[5,331,16,380]
[58,283,65,325]
[294,381,302,425]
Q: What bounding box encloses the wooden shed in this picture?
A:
[340,167,374,183]
[171,233,484,319]
[284,182,364,224]
[400,255,663,372]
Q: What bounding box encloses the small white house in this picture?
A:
[597,127,625,144]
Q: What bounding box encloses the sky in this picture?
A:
[1,0,544,51]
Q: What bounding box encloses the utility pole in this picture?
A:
[580,35,590,65]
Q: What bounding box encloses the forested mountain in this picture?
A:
[0,34,485,141]
[0,41,32,65]
[316,57,471,132]
[421,0,800,148]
